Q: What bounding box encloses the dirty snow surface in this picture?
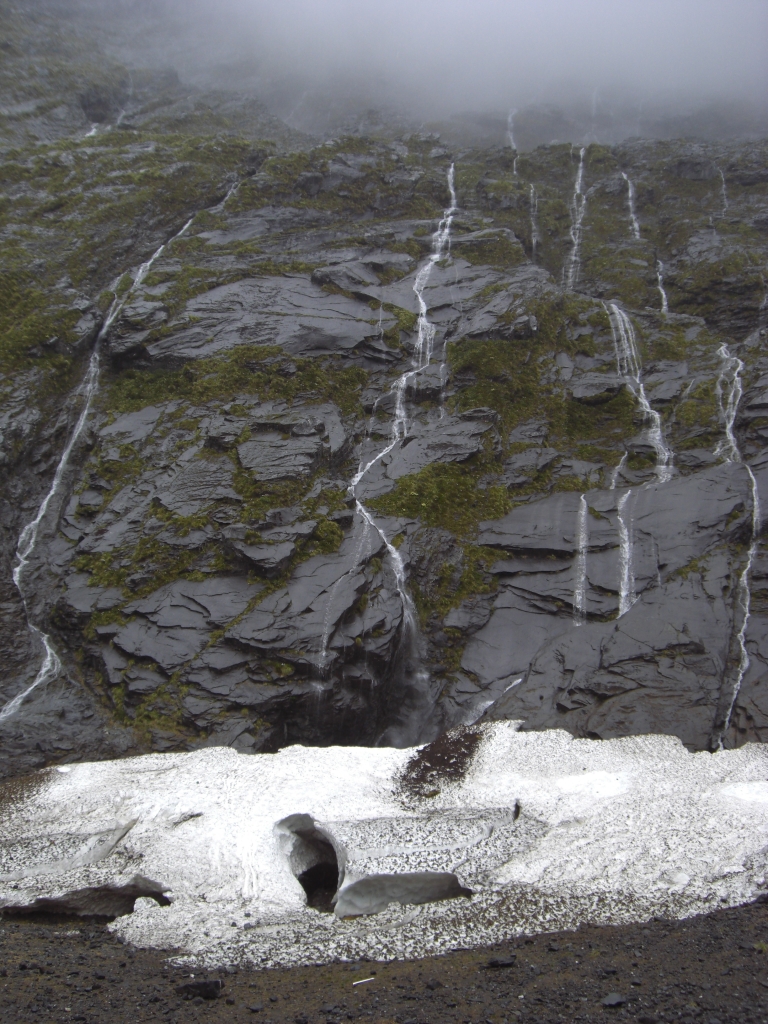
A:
[2,723,768,968]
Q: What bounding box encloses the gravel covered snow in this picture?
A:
[2,723,768,967]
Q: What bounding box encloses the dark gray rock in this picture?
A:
[237,432,323,480]
[99,407,163,444]
[125,577,258,627]
[110,577,260,674]
[569,372,623,403]
[154,455,241,516]
[231,540,296,573]
[124,277,387,364]
[443,598,492,632]
[112,616,208,671]
[673,158,718,180]
[501,447,559,486]
[463,463,757,743]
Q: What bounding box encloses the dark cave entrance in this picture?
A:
[277,813,340,914]
[298,859,339,913]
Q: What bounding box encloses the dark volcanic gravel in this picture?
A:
[2,900,768,1024]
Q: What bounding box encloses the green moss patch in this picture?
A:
[451,232,525,270]
[106,346,368,416]
[370,463,510,539]
[413,544,499,626]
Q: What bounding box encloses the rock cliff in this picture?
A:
[1,3,767,778]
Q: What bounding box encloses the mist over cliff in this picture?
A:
[59,0,768,142]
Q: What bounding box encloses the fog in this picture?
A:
[91,0,768,139]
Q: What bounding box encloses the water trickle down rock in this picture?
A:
[529,185,539,262]
[656,261,670,316]
[621,172,641,240]
[572,494,588,625]
[564,147,586,290]
[709,346,762,746]
[0,215,197,723]
[606,302,673,482]
[321,165,460,741]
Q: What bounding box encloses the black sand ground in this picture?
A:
[2,899,768,1024]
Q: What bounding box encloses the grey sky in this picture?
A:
[166,0,767,110]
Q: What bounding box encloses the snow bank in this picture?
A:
[1,723,767,967]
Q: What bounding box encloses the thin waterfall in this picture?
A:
[621,173,641,240]
[617,490,636,617]
[529,185,539,262]
[719,467,761,744]
[212,181,241,213]
[564,147,587,291]
[319,509,374,667]
[413,164,458,369]
[705,342,760,745]
[320,166,458,667]
[606,302,673,482]
[573,494,588,625]
[507,110,518,176]
[656,260,669,316]
[114,72,135,129]
[507,108,517,151]
[0,194,240,721]
[609,452,627,490]
[718,168,729,218]
[714,343,744,463]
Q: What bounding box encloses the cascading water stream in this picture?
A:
[656,260,670,316]
[607,301,677,618]
[719,465,761,744]
[413,164,458,371]
[507,109,518,175]
[606,302,673,482]
[709,342,761,741]
[572,494,588,625]
[714,343,744,463]
[621,172,641,240]
[529,185,539,263]
[564,147,586,291]
[0,194,239,721]
[718,168,729,218]
[682,341,761,744]
[506,108,517,151]
[320,167,458,669]
[609,452,627,490]
[616,489,636,617]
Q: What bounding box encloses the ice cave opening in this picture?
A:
[277,813,341,913]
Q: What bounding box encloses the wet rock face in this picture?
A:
[1,46,768,776]
[479,463,754,749]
